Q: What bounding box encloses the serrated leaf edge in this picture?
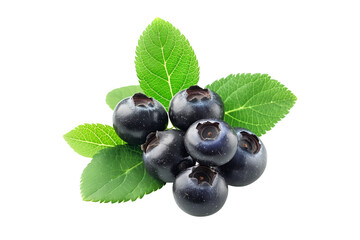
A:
[207,73,297,136]
[63,123,122,157]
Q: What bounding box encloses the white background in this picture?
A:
[1,0,359,239]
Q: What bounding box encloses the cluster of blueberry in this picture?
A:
[113,86,267,216]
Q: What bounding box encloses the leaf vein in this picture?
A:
[86,160,143,199]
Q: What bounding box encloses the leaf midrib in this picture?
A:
[225,97,295,114]
[64,137,115,148]
[158,22,174,98]
[160,45,173,97]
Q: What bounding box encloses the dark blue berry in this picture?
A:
[141,130,195,182]
[113,93,168,145]
[219,128,267,186]
[169,86,224,131]
[173,165,228,216]
[184,119,238,166]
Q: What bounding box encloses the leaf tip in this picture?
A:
[153,17,165,24]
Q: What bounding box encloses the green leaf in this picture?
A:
[206,73,297,136]
[81,145,165,203]
[135,18,199,110]
[63,123,124,158]
[106,85,143,110]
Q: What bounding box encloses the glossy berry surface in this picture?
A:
[141,130,195,182]
[169,85,224,131]
[173,165,228,216]
[184,119,238,166]
[219,128,267,186]
[113,93,168,145]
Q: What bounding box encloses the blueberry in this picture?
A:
[113,93,168,145]
[173,165,228,216]
[219,128,267,186]
[141,130,195,182]
[169,85,224,131]
[184,119,238,166]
